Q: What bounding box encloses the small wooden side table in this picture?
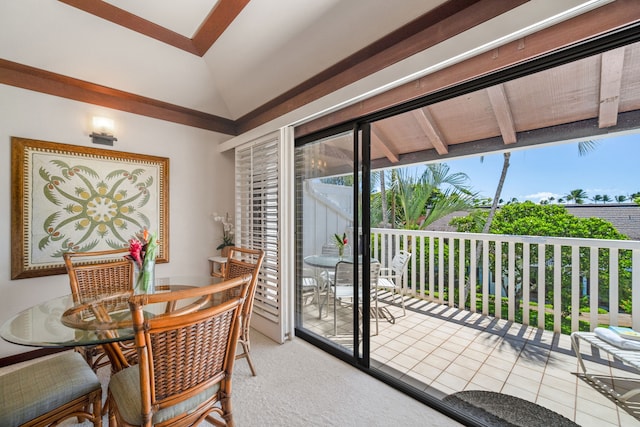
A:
[208,256,228,278]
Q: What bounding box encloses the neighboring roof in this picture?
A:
[426,204,640,240]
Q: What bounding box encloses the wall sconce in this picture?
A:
[90,116,117,146]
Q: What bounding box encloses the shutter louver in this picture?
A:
[235,137,280,323]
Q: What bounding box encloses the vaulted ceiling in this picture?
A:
[2,0,640,157]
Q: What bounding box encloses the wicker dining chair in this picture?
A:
[108,274,251,427]
[63,248,136,372]
[223,246,265,376]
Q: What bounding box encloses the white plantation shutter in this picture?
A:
[235,133,283,340]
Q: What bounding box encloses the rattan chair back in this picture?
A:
[223,246,265,376]
[63,248,134,302]
[63,248,135,371]
[109,275,251,427]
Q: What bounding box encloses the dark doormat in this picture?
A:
[443,390,579,427]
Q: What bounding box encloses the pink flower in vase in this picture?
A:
[333,233,348,257]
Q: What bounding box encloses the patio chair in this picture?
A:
[301,267,324,318]
[377,250,411,316]
[332,261,381,335]
[223,246,265,376]
[316,242,351,311]
[63,248,136,372]
[108,274,251,427]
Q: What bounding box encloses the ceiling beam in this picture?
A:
[371,126,400,163]
[192,0,251,56]
[486,84,517,144]
[412,108,449,154]
[598,46,625,128]
[371,109,640,171]
[58,0,249,57]
[58,0,199,55]
[0,58,238,135]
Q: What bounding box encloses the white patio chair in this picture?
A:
[302,267,327,319]
[332,261,381,335]
[377,250,411,316]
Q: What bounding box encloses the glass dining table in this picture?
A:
[0,276,222,370]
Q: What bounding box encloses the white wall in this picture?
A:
[0,85,235,357]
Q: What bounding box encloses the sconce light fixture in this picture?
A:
[90,116,117,146]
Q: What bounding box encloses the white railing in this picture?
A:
[371,228,640,333]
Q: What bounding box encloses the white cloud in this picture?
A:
[520,191,563,203]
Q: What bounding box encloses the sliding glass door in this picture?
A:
[294,124,372,364]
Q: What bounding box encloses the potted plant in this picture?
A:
[213,212,235,256]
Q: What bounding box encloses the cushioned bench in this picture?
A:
[0,351,102,427]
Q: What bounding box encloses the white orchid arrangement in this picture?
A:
[212,212,235,250]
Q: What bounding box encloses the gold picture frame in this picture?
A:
[11,137,169,279]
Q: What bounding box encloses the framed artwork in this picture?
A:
[11,137,169,279]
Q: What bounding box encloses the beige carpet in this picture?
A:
[4,331,461,426]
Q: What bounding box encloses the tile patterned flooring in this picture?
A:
[303,293,640,426]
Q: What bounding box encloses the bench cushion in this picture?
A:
[0,351,101,427]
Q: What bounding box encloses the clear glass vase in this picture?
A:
[134,258,156,294]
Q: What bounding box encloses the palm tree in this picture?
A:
[371,170,391,227]
[601,194,612,204]
[566,189,588,204]
[615,195,628,203]
[592,194,602,203]
[481,153,510,234]
[394,164,477,229]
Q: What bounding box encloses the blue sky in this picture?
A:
[443,134,639,203]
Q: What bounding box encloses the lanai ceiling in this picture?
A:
[367,40,640,168]
[305,30,640,175]
[2,0,640,163]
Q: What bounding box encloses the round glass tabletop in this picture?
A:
[0,276,221,348]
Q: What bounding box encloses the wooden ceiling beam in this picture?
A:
[598,46,625,128]
[412,108,449,155]
[192,0,251,56]
[486,84,517,144]
[0,58,237,135]
[58,0,248,57]
[58,0,199,55]
[371,126,400,163]
[371,109,640,171]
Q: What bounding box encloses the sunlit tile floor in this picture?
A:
[302,292,640,426]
